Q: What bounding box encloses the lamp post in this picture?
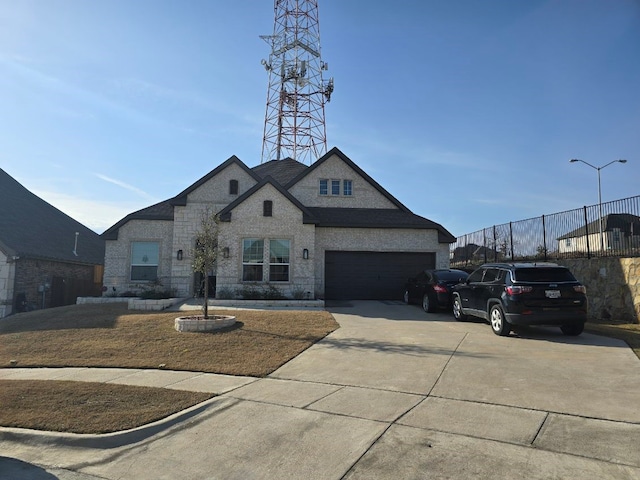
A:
[569,158,627,253]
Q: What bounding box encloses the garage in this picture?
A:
[324,251,436,300]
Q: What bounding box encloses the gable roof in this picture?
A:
[285,147,411,213]
[557,213,640,240]
[102,156,259,239]
[170,155,261,206]
[101,199,175,240]
[218,176,317,224]
[306,207,456,243]
[0,168,105,265]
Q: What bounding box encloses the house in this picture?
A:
[0,169,105,317]
[557,213,640,254]
[102,148,455,301]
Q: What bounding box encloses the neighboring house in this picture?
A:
[557,213,640,254]
[102,148,455,301]
[450,243,500,265]
[0,169,105,318]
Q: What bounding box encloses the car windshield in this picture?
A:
[437,271,467,282]
[514,267,576,282]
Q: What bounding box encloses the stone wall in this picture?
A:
[559,257,640,324]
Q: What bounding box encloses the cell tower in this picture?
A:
[260,0,334,164]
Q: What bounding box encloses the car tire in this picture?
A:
[422,294,436,313]
[489,304,510,336]
[403,290,410,304]
[561,323,584,336]
[452,296,467,321]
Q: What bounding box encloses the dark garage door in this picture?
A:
[325,251,436,300]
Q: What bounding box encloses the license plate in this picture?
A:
[545,290,561,299]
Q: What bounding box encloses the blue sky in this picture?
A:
[1,0,638,236]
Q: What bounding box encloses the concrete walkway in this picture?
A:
[1,300,640,479]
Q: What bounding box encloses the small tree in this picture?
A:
[191,209,220,319]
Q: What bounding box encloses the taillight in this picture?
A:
[433,285,447,293]
[573,285,586,294]
[505,285,533,295]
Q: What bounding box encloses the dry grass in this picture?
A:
[0,303,338,433]
[0,303,339,376]
[0,380,214,434]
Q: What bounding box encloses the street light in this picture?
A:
[569,158,627,253]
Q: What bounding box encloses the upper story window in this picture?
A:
[263,200,273,217]
[319,179,328,196]
[229,179,239,195]
[130,241,159,281]
[319,179,354,196]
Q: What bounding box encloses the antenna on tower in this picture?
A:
[260,0,333,165]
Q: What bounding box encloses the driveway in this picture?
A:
[1,301,640,479]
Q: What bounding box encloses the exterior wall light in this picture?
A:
[223,247,230,258]
[303,248,309,260]
[177,249,183,261]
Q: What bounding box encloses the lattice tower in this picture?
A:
[260,0,333,164]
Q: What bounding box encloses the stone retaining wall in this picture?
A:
[77,297,182,311]
[559,257,640,323]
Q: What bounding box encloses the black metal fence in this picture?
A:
[451,195,640,267]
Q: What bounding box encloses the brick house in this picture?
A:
[101,148,455,300]
[0,169,105,317]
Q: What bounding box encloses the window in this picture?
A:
[242,239,264,281]
[263,200,273,217]
[565,238,572,248]
[229,180,238,195]
[343,179,353,196]
[269,239,290,281]
[131,242,159,281]
[331,180,340,195]
[319,179,328,195]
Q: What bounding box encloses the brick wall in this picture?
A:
[13,258,98,312]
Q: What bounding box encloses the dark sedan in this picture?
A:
[403,269,469,313]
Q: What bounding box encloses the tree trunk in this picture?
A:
[203,274,209,319]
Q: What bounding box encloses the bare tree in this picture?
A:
[191,209,219,319]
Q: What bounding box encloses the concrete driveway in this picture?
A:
[1,300,640,479]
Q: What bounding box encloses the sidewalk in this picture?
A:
[2,301,640,479]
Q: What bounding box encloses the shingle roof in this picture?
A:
[306,207,456,243]
[557,213,640,240]
[0,168,105,264]
[101,200,175,240]
[251,158,308,185]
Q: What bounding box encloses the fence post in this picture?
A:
[509,222,514,260]
[542,215,548,261]
[583,206,591,259]
[493,226,497,261]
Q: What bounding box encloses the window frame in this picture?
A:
[242,238,264,282]
[343,179,353,196]
[269,239,290,282]
[319,179,328,196]
[130,241,159,282]
[331,179,340,196]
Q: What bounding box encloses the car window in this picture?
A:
[482,268,501,283]
[514,267,576,282]
[468,269,485,282]
[437,271,467,282]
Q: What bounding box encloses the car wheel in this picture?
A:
[489,305,510,336]
[452,296,467,321]
[403,290,410,304]
[561,323,584,336]
[422,294,436,313]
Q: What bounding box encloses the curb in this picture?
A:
[0,396,239,449]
